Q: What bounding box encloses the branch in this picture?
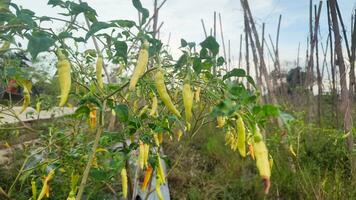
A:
[104,67,158,101]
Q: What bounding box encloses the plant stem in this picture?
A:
[76,102,106,200]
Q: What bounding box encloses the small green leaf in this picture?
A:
[57,31,72,39]
[115,104,129,122]
[68,1,97,17]
[246,75,256,88]
[262,104,280,117]
[199,48,209,59]
[112,19,136,28]
[175,53,188,70]
[217,56,225,66]
[114,40,128,64]
[72,105,90,118]
[180,39,187,47]
[47,0,64,7]
[132,0,149,25]
[78,96,103,109]
[200,36,219,56]
[39,16,51,22]
[223,68,246,80]
[187,42,196,48]
[85,21,114,40]
[26,31,55,59]
[193,57,202,74]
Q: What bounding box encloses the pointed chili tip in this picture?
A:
[262,177,271,194]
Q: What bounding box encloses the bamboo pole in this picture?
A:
[238,34,242,68]
[329,0,354,173]
[228,39,232,70]
[245,19,251,89]
[218,13,227,63]
[275,15,282,72]
[327,0,339,127]
[241,0,278,105]
[201,19,208,38]
[296,42,301,67]
[315,4,322,127]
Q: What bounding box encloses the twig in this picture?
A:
[104,67,158,101]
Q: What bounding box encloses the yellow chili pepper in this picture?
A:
[156,153,166,184]
[143,143,150,168]
[31,180,37,200]
[157,132,163,144]
[88,105,97,130]
[248,144,255,160]
[36,101,41,113]
[289,144,297,157]
[57,49,71,107]
[253,125,271,194]
[156,177,164,200]
[149,94,158,117]
[138,105,149,117]
[155,68,181,118]
[194,87,201,102]
[182,81,193,130]
[216,116,225,128]
[129,40,149,91]
[154,133,160,146]
[96,55,104,89]
[139,141,145,169]
[236,116,246,158]
[177,129,183,142]
[37,169,55,200]
[121,167,128,198]
[18,80,32,113]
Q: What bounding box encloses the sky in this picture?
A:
[11,0,356,69]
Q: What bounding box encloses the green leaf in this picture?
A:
[132,0,149,25]
[68,1,97,18]
[261,104,280,117]
[200,36,219,56]
[57,31,72,39]
[78,96,103,109]
[223,68,246,80]
[193,57,202,74]
[114,40,128,64]
[246,75,256,88]
[0,11,14,24]
[199,48,209,59]
[39,16,52,22]
[72,105,90,118]
[47,0,64,7]
[217,56,225,66]
[187,42,196,48]
[112,19,136,28]
[85,21,113,40]
[16,8,37,28]
[180,39,187,47]
[84,49,97,57]
[26,31,55,59]
[175,53,188,70]
[115,104,129,122]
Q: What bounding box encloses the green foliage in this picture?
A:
[0,0,285,199]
